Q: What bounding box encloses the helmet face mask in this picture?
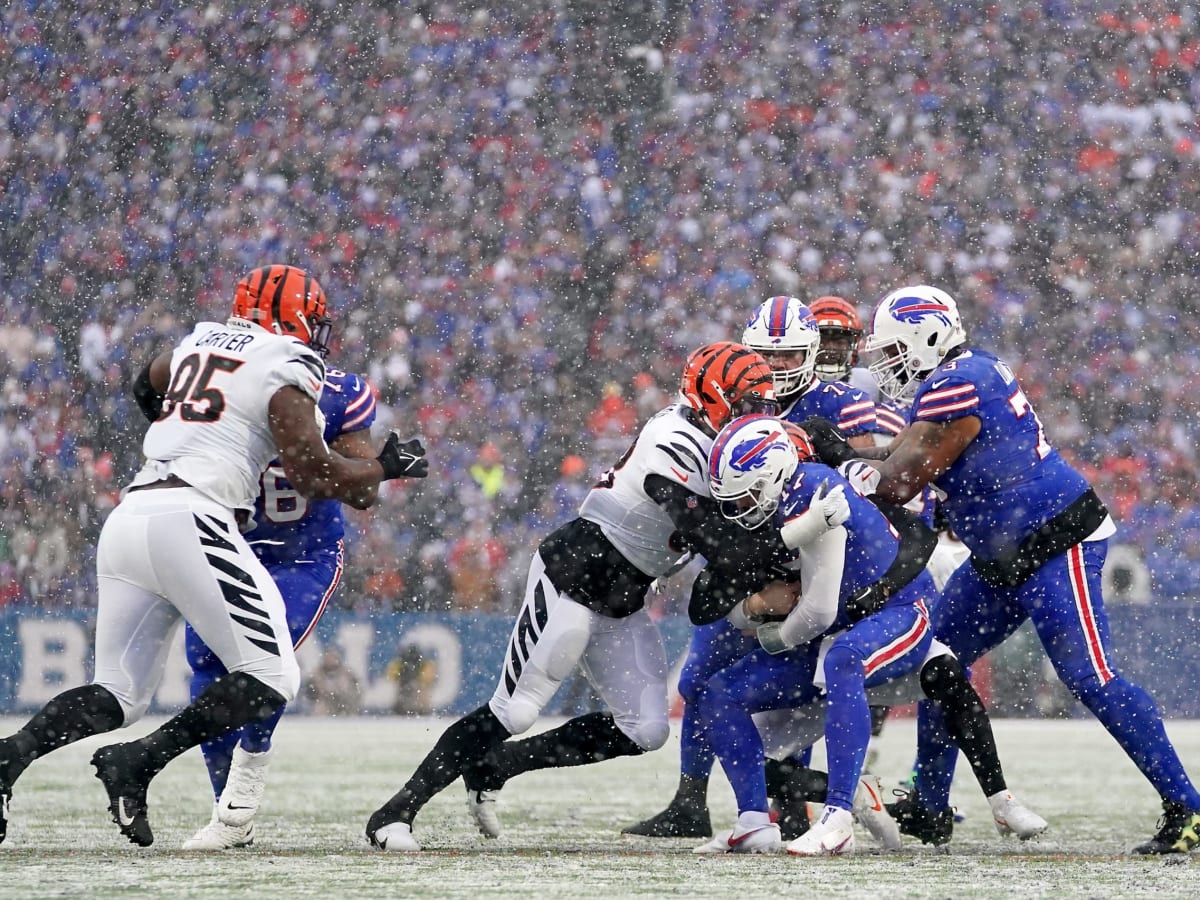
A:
[810,295,863,382]
[865,285,965,403]
[232,265,333,357]
[709,414,799,530]
[681,342,778,435]
[741,296,820,398]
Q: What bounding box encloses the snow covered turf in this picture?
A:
[1,716,1195,898]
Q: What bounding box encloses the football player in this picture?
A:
[696,420,1051,854]
[625,296,879,839]
[365,343,782,852]
[179,279,382,849]
[0,265,426,847]
[816,284,1200,853]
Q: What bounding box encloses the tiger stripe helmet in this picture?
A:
[232,265,333,357]
[680,342,778,435]
[809,295,863,382]
[781,421,818,463]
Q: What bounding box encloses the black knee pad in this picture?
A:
[920,655,969,704]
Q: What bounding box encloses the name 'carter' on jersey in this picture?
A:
[130,320,326,512]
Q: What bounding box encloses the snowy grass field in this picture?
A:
[1,715,1196,898]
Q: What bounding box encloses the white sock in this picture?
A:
[737,809,772,829]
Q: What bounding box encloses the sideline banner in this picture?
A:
[0,605,1195,717]
[0,610,694,716]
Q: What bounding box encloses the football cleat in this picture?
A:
[368,820,421,853]
[693,822,781,854]
[218,746,271,828]
[852,775,902,850]
[623,801,713,838]
[467,788,501,839]
[988,790,1048,840]
[0,734,33,845]
[182,806,256,851]
[787,805,856,856]
[886,788,954,846]
[1133,800,1200,855]
[91,742,156,847]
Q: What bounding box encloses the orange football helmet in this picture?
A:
[232,265,332,357]
[809,295,863,382]
[680,342,778,435]
[781,421,818,463]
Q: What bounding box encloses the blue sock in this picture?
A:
[822,645,870,810]
[914,698,958,811]
[240,703,286,754]
[700,684,768,814]
[679,701,715,780]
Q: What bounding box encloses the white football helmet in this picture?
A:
[865,285,966,403]
[741,296,821,398]
[708,414,799,530]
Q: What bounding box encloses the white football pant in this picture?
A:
[489,551,670,751]
[94,487,300,722]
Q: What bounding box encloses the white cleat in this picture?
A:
[182,819,255,850]
[988,790,1048,840]
[467,788,502,838]
[852,774,902,851]
[787,805,856,856]
[370,821,421,852]
[218,746,271,828]
[693,822,781,854]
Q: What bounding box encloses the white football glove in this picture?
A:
[779,479,850,550]
[838,459,881,496]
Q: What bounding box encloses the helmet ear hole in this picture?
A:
[927,332,939,347]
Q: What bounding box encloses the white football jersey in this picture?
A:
[578,404,713,577]
[127,319,325,511]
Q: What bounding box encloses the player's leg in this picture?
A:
[367,551,592,850]
[1027,542,1200,853]
[917,647,1047,839]
[895,564,1025,844]
[789,600,931,856]
[181,552,341,850]
[465,607,670,837]
[624,618,755,838]
[0,499,185,844]
[694,645,820,854]
[91,494,299,847]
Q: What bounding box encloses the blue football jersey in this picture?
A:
[909,348,1090,560]
[781,379,876,437]
[246,368,377,564]
[776,462,901,630]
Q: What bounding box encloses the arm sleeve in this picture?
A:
[777,527,847,649]
[132,363,164,422]
[645,474,795,626]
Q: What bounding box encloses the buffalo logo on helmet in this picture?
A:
[886,293,955,329]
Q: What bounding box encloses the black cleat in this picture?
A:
[622,801,712,838]
[774,797,812,842]
[1133,800,1200,855]
[0,735,34,845]
[91,743,156,847]
[886,789,954,846]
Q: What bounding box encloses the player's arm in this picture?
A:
[269,386,426,501]
[848,432,877,450]
[871,416,979,504]
[132,350,173,421]
[755,527,846,654]
[329,428,381,510]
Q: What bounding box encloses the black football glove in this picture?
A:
[800,416,856,467]
[377,434,428,480]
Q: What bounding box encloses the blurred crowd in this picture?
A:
[4,0,1200,614]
